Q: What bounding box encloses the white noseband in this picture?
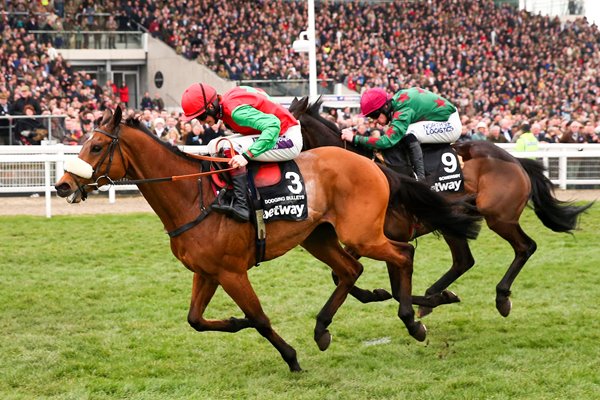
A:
[64,157,94,179]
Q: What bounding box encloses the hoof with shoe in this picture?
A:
[441,290,461,304]
[316,330,332,351]
[373,288,393,301]
[411,321,427,342]
[496,296,512,317]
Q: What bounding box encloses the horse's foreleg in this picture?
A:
[417,235,473,318]
[218,270,301,372]
[187,272,252,332]
[302,225,363,352]
[381,241,426,342]
[489,221,537,317]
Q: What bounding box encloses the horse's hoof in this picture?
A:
[496,297,512,317]
[441,290,461,304]
[289,362,303,372]
[373,288,393,301]
[316,330,332,351]
[411,322,427,342]
[417,306,433,318]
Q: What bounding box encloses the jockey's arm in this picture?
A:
[231,105,281,159]
[353,109,415,150]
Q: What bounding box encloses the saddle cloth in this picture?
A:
[248,160,308,222]
[422,143,465,193]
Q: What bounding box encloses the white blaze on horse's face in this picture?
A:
[64,157,94,179]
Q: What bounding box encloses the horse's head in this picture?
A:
[55,106,128,203]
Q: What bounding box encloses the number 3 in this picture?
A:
[285,172,303,194]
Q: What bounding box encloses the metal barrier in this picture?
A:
[0,143,598,217]
[29,30,144,50]
[0,114,68,145]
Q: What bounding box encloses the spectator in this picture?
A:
[472,121,488,141]
[152,93,165,111]
[105,15,118,49]
[152,117,167,140]
[185,122,206,145]
[487,125,508,143]
[560,120,585,143]
[499,119,514,142]
[0,93,12,145]
[456,125,472,143]
[514,123,539,153]
[15,105,47,145]
[140,92,153,110]
[104,79,118,98]
[12,85,41,115]
[166,128,181,146]
[540,126,561,143]
[118,82,130,107]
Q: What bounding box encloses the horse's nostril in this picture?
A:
[55,182,72,197]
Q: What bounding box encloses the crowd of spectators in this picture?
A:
[130,0,600,144]
[1,0,600,147]
[0,1,181,145]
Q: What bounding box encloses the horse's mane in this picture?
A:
[122,117,204,164]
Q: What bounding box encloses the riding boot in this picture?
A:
[406,138,426,181]
[212,169,250,222]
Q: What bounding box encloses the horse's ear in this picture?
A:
[289,97,300,117]
[112,104,122,127]
[100,108,113,126]
[299,96,309,114]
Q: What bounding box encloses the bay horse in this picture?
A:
[54,106,481,371]
[290,96,594,318]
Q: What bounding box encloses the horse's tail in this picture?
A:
[381,166,482,240]
[518,158,594,232]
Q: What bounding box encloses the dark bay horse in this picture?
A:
[54,106,480,371]
[290,97,593,318]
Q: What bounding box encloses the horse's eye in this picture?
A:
[91,145,102,153]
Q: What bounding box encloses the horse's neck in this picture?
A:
[123,132,212,232]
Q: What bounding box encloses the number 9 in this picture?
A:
[441,152,457,173]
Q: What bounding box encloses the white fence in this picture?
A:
[0,143,598,218]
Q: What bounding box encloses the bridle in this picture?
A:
[68,126,125,201]
[69,125,235,200]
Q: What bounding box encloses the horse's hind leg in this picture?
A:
[488,220,537,317]
[417,235,475,318]
[188,271,301,372]
[352,239,427,342]
[302,224,364,351]
[331,271,393,303]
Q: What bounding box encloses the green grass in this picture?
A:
[0,206,599,399]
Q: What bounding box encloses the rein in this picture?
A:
[84,127,235,190]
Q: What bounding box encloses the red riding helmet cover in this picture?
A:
[181,83,218,121]
[360,88,389,117]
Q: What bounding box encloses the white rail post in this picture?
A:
[44,154,52,218]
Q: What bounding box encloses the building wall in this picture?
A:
[145,36,235,109]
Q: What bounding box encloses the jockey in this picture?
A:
[341,87,462,181]
[181,83,303,222]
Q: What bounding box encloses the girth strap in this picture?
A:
[167,207,212,238]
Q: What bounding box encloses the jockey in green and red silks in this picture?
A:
[181,84,302,222]
[341,87,462,181]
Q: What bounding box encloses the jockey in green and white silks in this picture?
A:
[342,87,462,181]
